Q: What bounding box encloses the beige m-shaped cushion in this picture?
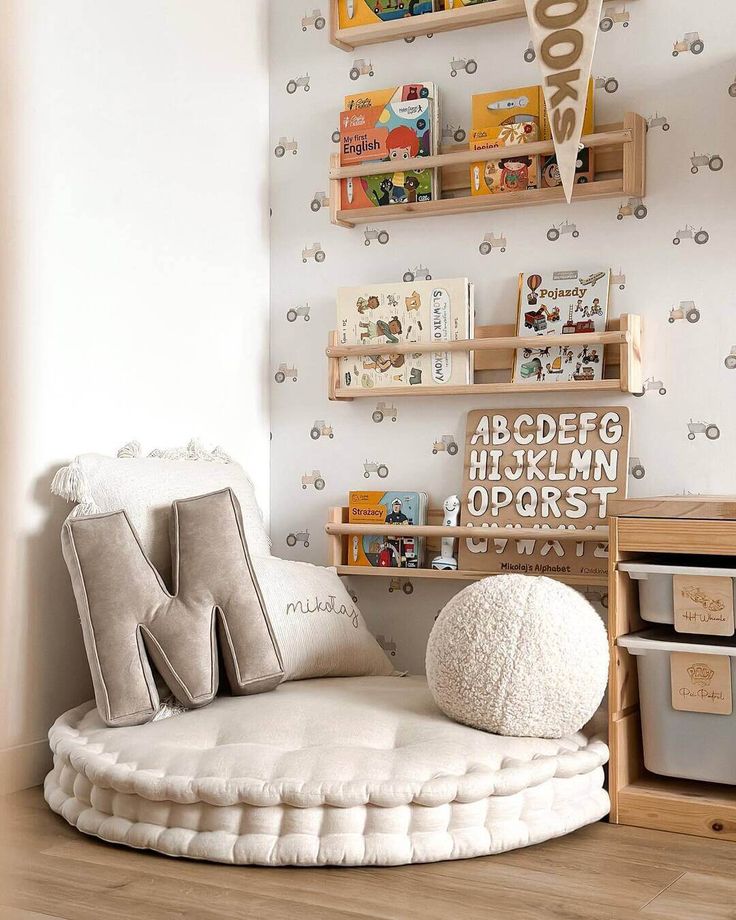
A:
[62,489,283,727]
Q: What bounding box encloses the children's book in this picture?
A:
[348,491,428,568]
[470,122,541,195]
[336,278,474,390]
[340,83,438,210]
[511,268,611,384]
[469,85,543,194]
[541,79,595,187]
[337,0,437,30]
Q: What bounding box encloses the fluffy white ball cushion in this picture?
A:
[426,574,608,739]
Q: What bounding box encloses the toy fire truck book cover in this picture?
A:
[348,491,428,567]
[339,83,438,210]
[336,278,474,390]
[511,268,611,385]
[337,0,437,31]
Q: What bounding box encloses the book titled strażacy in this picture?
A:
[337,278,474,391]
[348,491,428,568]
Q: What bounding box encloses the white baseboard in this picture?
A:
[0,739,52,794]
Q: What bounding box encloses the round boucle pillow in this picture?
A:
[426,574,609,739]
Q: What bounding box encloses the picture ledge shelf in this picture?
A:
[329,0,641,51]
[327,314,643,400]
[326,508,610,588]
[329,114,647,227]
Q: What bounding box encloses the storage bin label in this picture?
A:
[670,652,733,715]
[673,575,735,636]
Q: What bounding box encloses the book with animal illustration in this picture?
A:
[348,491,428,568]
[337,0,437,30]
[339,83,439,210]
[336,278,474,390]
[511,268,611,384]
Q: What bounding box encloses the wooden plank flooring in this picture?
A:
[2,788,735,920]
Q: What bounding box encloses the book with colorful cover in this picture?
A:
[511,268,611,384]
[339,83,438,210]
[469,81,596,189]
[336,278,474,390]
[470,122,541,195]
[469,84,543,194]
[348,491,428,567]
[337,0,437,30]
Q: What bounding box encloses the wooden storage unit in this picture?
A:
[608,496,736,841]
[327,506,610,587]
[329,0,641,50]
[329,114,646,227]
[327,314,643,400]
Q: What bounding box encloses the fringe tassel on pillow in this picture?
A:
[117,440,141,458]
[50,459,92,505]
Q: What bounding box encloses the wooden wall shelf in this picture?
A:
[329,114,646,227]
[330,0,530,50]
[609,498,736,842]
[329,0,640,50]
[327,314,643,400]
[327,506,610,588]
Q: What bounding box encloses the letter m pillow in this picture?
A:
[62,488,284,726]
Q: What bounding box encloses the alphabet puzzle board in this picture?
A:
[458,406,630,579]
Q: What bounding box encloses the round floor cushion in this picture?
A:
[426,575,609,739]
[45,675,609,866]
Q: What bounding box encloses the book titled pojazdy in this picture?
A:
[337,278,474,390]
[512,268,610,385]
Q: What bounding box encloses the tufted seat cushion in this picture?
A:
[45,676,609,866]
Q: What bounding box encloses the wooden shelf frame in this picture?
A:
[328,506,609,587]
[329,0,640,50]
[327,314,643,400]
[608,509,736,842]
[330,113,646,227]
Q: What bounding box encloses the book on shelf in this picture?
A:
[348,491,428,568]
[469,80,595,191]
[339,82,439,210]
[511,268,611,385]
[336,277,474,391]
[337,0,437,31]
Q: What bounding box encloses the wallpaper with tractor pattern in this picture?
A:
[269,0,736,674]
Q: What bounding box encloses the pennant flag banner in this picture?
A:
[523,0,604,203]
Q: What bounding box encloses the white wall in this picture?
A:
[269,0,736,673]
[0,0,271,792]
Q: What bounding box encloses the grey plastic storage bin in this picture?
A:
[619,630,736,785]
[619,558,736,634]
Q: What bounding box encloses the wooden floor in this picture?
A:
[2,788,735,920]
